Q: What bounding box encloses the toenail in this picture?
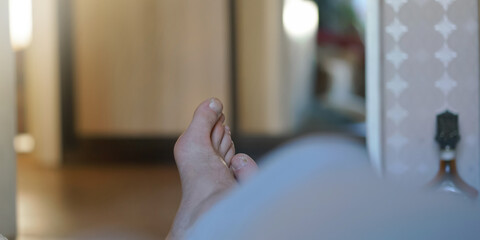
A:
[209,98,222,114]
[231,157,248,171]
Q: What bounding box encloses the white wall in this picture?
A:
[368,0,480,190]
[0,0,17,236]
[366,0,383,175]
[282,12,317,132]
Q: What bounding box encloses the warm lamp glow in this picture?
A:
[14,133,35,153]
[9,0,33,51]
[283,0,319,38]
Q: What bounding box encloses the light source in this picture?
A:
[9,0,32,51]
[9,0,35,153]
[283,0,319,38]
[14,133,35,153]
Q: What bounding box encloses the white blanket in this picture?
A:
[187,135,480,239]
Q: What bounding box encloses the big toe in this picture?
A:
[230,154,258,182]
[186,98,223,138]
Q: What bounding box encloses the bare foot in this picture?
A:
[168,98,257,240]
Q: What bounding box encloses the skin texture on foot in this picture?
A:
[168,98,257,240]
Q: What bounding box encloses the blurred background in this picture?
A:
[11,0,366,238]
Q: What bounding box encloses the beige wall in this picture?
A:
[74,0,316,136]
[237,0,317,135]
[0,0,17,236]
[237,0,285,134]
[74,0,231,136]
[24,0,61,167]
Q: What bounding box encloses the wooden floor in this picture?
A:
[16,155,182,239]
